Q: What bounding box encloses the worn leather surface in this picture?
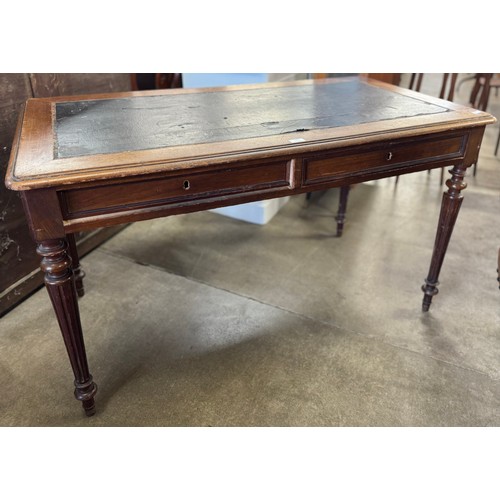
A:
[55,80,447,158]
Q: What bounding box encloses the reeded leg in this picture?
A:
[67,233,85,298]
[335,185,351,237]
[422,164,468,311]
[37,239,97,416]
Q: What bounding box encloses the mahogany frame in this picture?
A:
[5,77,496,416]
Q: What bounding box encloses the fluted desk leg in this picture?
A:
[37,239,97,416]
[422,163,468,311]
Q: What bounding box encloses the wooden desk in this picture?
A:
[5,77,496,416]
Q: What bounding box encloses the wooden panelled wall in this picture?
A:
[0,74,131,316]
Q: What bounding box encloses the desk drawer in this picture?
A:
[303,134,466,184]
[61,160,292,217]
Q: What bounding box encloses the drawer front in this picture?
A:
[61,160,292,217]
[303,134,466,185]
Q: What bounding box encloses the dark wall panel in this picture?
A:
[0,74,37,300]
[30,73,131,97]
[1,73,131,316]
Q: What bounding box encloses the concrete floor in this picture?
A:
[1,74,499,426]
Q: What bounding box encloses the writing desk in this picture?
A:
[5,77,496,416]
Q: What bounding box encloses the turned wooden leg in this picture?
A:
[497,248,500,290]
[67,233,85,298]
[335,185,351,237]
[37,239,97,416]
[422,164,468,311]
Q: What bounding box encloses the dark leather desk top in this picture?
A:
[54,80,447,158]
[6,77,495,190]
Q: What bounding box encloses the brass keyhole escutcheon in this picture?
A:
[387,152,393,161]
[183,180,191,190]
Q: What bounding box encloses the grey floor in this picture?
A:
[1,74,499,426]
